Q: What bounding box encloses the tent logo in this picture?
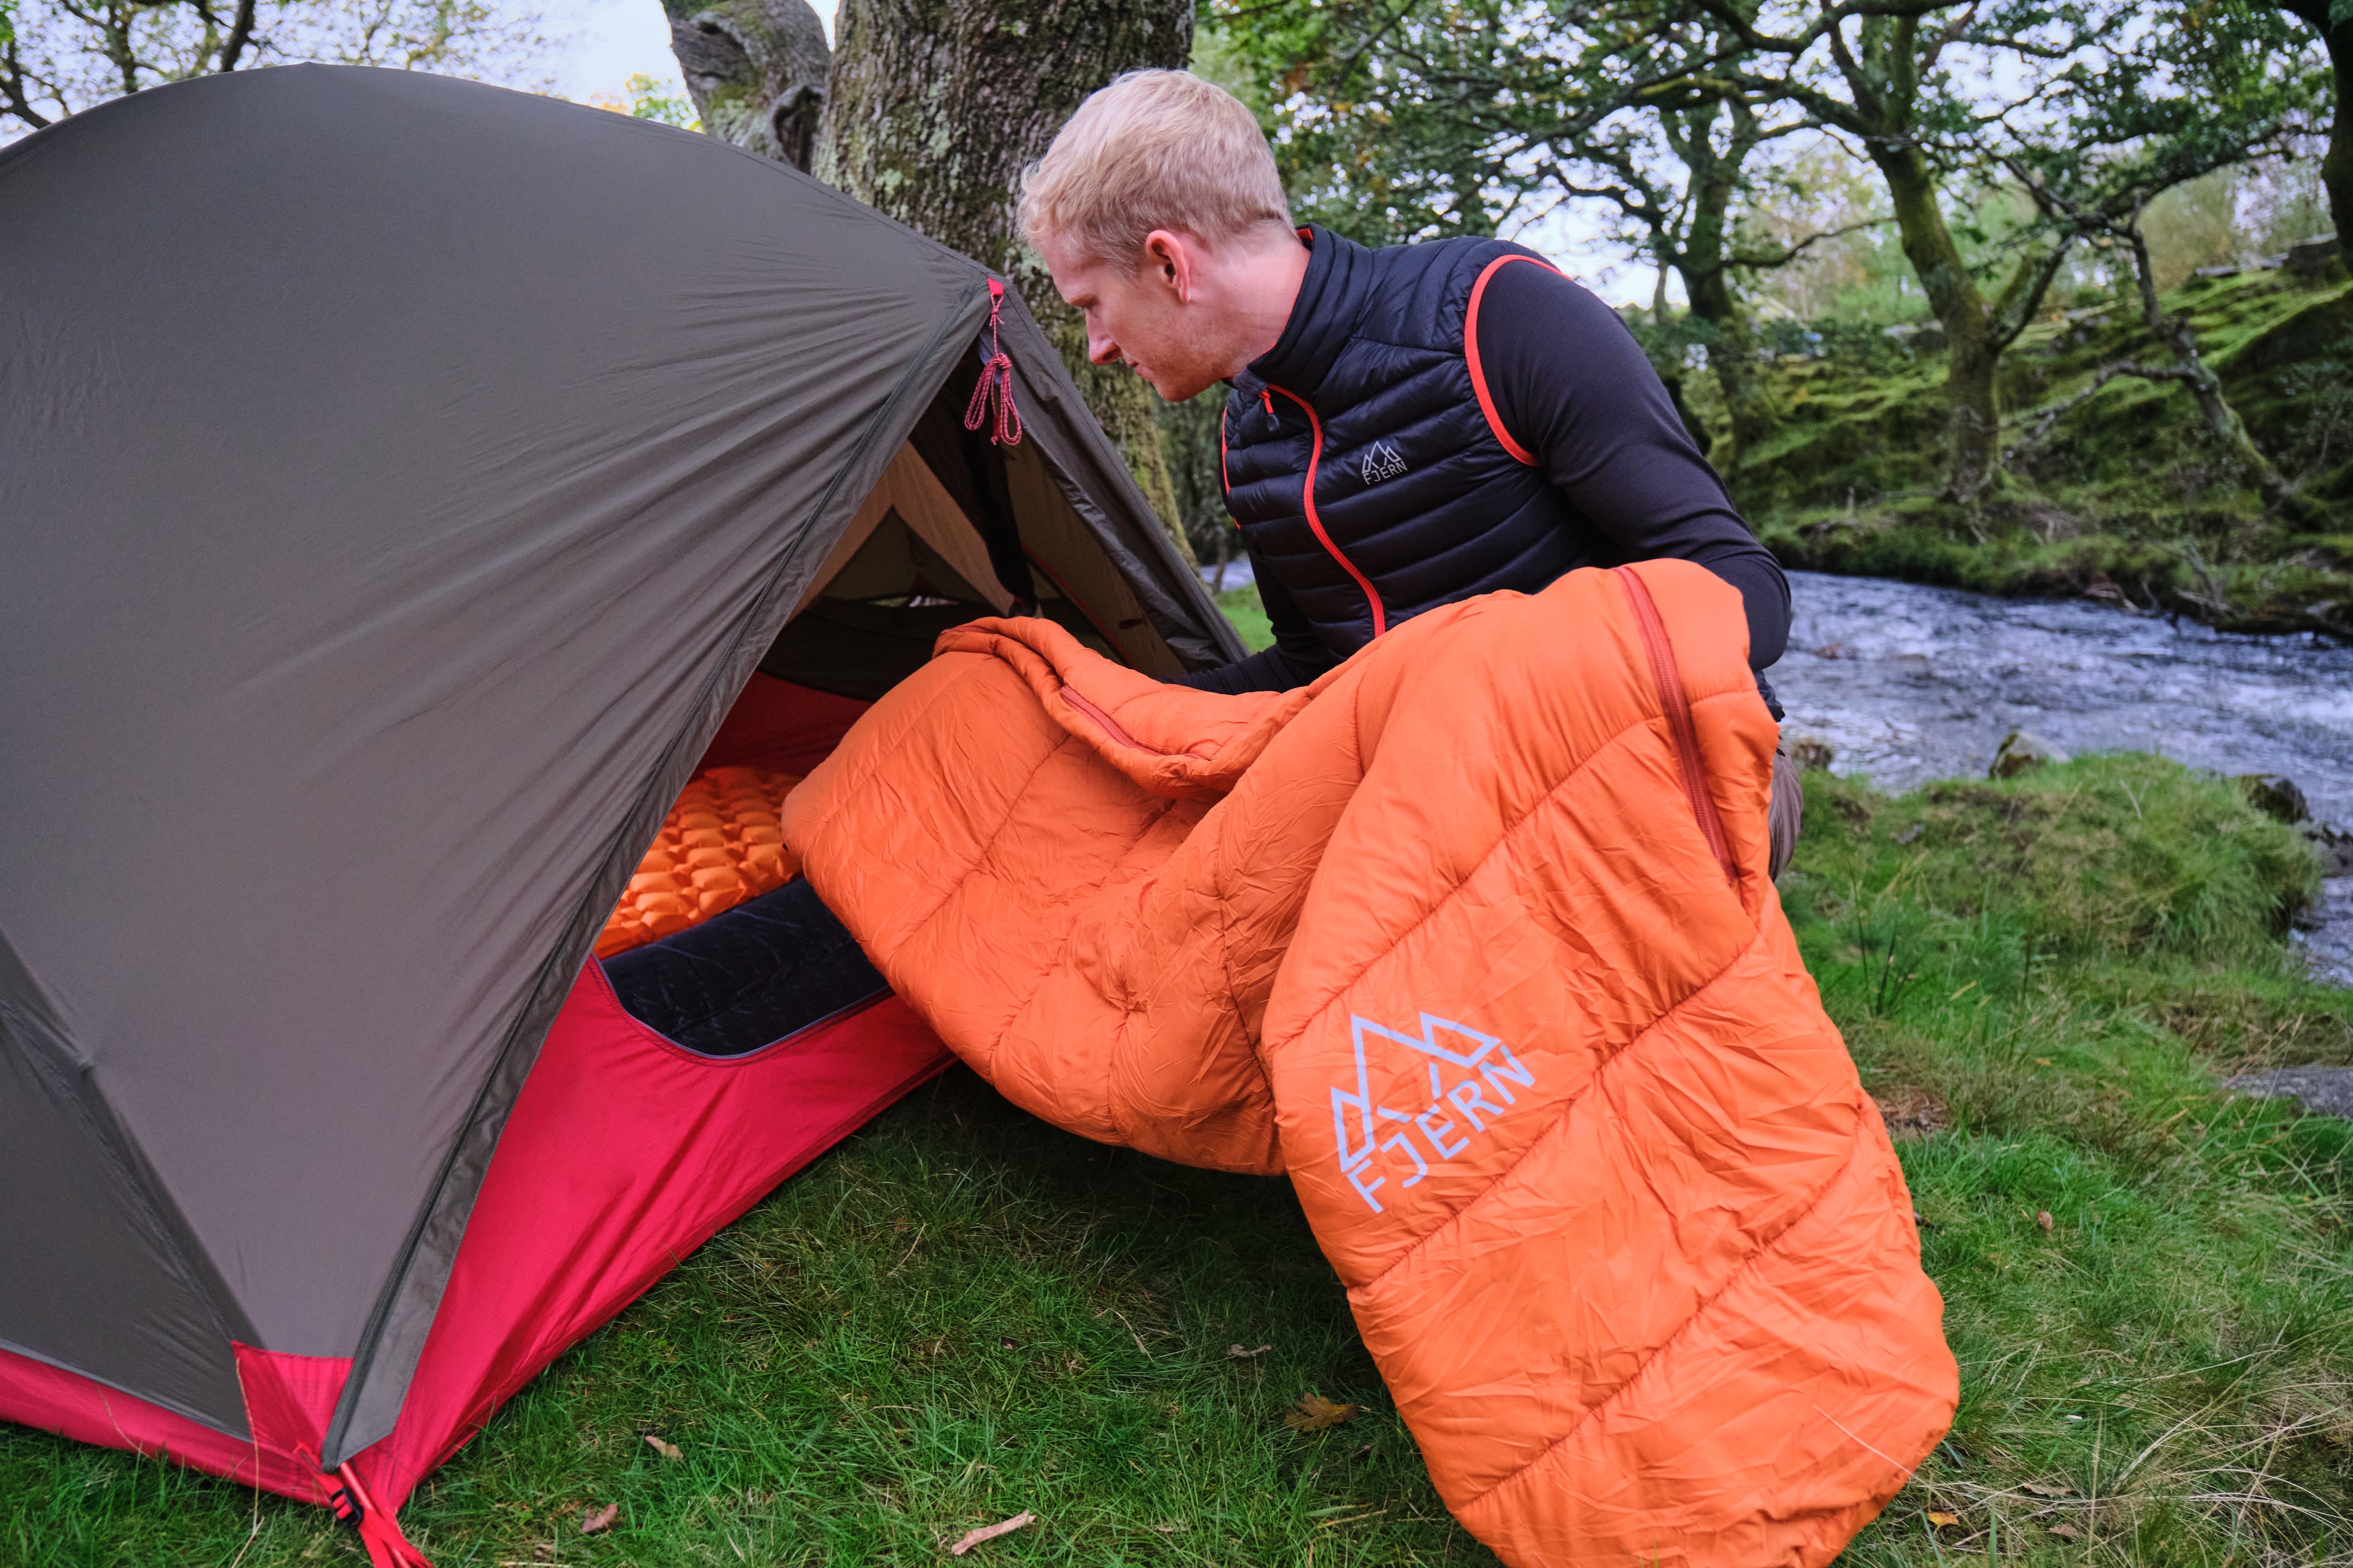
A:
[1360,441,1408,485]
[1330,1012,1535,1213]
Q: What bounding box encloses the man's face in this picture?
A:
[1036,230,1225,402]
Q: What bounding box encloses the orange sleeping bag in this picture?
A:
[781,561,1956,1567]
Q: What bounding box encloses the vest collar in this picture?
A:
[1237,225,1365,403]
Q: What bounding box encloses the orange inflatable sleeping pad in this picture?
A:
[594,765,802,959]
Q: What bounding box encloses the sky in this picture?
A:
[541,1,1664,305]
[546,0,695,104]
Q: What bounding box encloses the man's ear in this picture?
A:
[1142,229,1196,302]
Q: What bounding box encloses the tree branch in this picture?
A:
[1727,213,1896,269]
[218,0,257,70]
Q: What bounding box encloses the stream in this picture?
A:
[1772,570,2353,986]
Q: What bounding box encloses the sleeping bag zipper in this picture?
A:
[1615,567,1739,887]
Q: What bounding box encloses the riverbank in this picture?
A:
[1719,264,2353,639]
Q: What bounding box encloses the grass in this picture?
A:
[7,753,2350,1565]
[1213,584,1274,653]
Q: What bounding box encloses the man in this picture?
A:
[1018,69,1800,867]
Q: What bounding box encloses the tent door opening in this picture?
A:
[594,382,1188,1058]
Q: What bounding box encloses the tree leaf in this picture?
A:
[581,1502,620,1535]
[1229,1343,1271,1359]
[950,1511,1037,1555]
[2048,1522,2084,1540]
[644,1434,683,1462]
[2022,1480,2073,1498]
[1284,1392,1361,1432]
[1926,1510,1961,1527]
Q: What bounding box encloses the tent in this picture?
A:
[0,63,1241,1557]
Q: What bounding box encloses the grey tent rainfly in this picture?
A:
[0,64,1240,1564]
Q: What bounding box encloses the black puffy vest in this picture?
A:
[1221,226,1601,658]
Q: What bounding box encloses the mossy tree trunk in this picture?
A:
[662,0,830,170]
[815,0,1196,562]
[1876,144,2005,504]
[1720,11,2074,507]
[1835,22,2069,507]
[1667,99,1775,463]
[2271,0,2353,274]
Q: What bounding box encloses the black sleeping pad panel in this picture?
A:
[601,878,889,1057]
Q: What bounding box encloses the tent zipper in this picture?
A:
[1614,568,1739,887]
[1264,384,1387,638]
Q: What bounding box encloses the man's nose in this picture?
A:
[1087,324,1122,366]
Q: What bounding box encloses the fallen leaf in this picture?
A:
[644,1434,682,1462]
[1229,1344,1271,1359]
[2035,1058,2053,1066]
[2020,1480,2073,1498]
[1284,1392,1361,1432]
[1925,1510,1960,1528]
[2048,1522,2083,1540]
[950,1511,1037,1555]
[581,1502,620,1535]
[2038,1210,2055,1232]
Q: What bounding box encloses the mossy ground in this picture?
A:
[1728,267,2353,636]
[5,755,2348,1566]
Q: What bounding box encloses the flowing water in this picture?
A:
[1771,570,2353,986]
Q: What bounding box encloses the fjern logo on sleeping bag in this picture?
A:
[1331,1013,1535,1212]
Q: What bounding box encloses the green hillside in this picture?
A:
[1710,264,2353,636]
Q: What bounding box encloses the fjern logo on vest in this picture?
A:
[1359,441,1408,485]
[1331,1013,1534,1212]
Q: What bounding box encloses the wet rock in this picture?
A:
[2236,773,2311,824]
[2304,821,2353,877]
[1788,736,1836,771]
[2227,1067,2353,1120]
[1989,731,2069,779]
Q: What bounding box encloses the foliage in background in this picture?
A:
[589,69,697,129]
[0,0,554,133]
[1199,0,1862,460]
[6,750,2346,1566]
[1736,261,2353,636]
[1204,0,2349,554]
[2003,0,2329,512]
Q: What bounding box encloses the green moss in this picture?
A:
[1734,270,2353,631]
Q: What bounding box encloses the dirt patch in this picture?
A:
[1872,1086,1953,1140]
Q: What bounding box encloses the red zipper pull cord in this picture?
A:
[962,278,1023,446]
[328,1462,436,1568]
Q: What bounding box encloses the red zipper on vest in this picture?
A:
[1615,568,1738,886]
[1263,384,1387,638]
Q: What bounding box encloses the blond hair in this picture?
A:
[1018,69,1292,266]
